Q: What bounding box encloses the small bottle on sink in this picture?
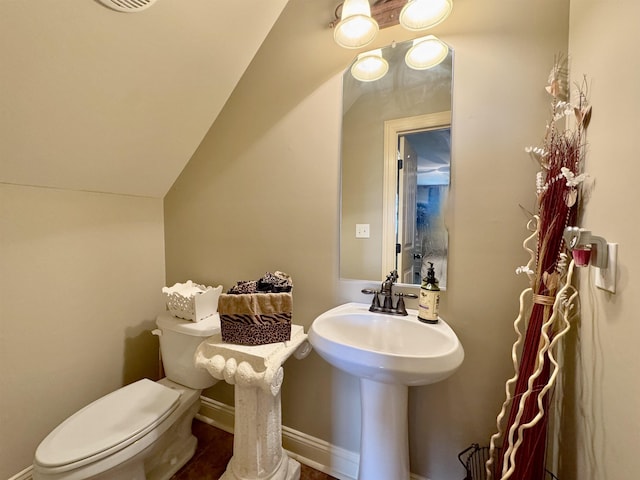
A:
[418,262,440,324]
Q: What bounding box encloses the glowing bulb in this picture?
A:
[334,0,379,49]
[400,0,453,31]
[351,49,389,82]
[405,35,449,70]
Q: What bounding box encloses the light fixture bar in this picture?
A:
[370,0,407,29]
[330,1,454,50]
[330,0,406,30]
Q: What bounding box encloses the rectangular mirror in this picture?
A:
[340,37,453,288]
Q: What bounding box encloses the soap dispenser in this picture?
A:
[418,262,440,324]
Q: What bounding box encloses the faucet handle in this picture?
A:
[395,292,418,299]
[387,270,399,283]
[372,293,381,309]
[362,288,382,311]
[394,296,409,316]
[395,292,417,316]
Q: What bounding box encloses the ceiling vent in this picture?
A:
[97,0,158,13]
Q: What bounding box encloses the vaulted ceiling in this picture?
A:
[0,0,289,198]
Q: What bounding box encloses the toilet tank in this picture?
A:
[155,313,220,389]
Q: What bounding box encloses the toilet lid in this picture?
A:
[35,379,180,468]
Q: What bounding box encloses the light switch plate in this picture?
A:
[356,224,370,238]
[595,243,618,293]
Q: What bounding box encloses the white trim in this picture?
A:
[9,397,429,480]
[282,425,359,480]
[8,465,33,480]
[197,395,235,434]
[382,111,452,279]
[198,395,429,480]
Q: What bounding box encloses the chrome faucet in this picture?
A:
[361,270,418,316]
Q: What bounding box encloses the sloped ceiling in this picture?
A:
[0,0,289,198]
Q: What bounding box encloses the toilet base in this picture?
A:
[143,400,199,480]
[89,433,196,480]
[100,395,200,480]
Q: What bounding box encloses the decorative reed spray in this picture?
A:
[486,56,591,480]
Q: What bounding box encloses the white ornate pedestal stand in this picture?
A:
[194,325,311,480]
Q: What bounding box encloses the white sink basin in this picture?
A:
[308,302,464,385]
[308,302,464,480]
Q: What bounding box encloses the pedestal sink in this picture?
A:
[308,302,464,480]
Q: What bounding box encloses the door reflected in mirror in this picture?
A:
[394,125,450,287]
[340,38,453,288]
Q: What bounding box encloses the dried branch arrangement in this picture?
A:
[486,56,591,480]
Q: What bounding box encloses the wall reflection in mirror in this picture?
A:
[340,37,453,288]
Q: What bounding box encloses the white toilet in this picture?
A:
[33,313,220,480]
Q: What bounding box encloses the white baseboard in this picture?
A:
[8,465,33,480]
[198,396,429,480]
[197,395,236,434]
[10,397,428,480]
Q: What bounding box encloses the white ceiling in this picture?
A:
[0,0,289,198]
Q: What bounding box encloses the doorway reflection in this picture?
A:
[398,128,450,288]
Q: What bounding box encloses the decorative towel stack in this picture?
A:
[162,280,223,322]
[219,271,293,346]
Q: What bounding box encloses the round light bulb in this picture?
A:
[334,0,379,49]
[405,35,449,70]
[400,0,453,31]
[351,49,389,82]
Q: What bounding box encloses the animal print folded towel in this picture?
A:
[227,271,293,294]
[218,292,292,322]
[218,292,293,345]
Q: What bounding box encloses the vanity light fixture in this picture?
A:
[351,49,389,81]
[404,35,448,70]
[399,0,453,31]
[331,0,454,49]
[333,0,379,49]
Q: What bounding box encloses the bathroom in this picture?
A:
[1,0,638,479]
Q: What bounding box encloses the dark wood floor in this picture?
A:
[171,420,338,480]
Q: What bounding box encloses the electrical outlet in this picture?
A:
[595,243,618,294]
[356,224,370,238]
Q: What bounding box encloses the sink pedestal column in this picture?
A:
[195,325,311,480]
[359,379,410,480]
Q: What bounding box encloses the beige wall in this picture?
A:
[0,184,166,478]
[558,1,640,479]
[165,0,569,478]
[11,1,640,479]
[0,0,289,198]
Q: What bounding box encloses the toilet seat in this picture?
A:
[35,379,180,472]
